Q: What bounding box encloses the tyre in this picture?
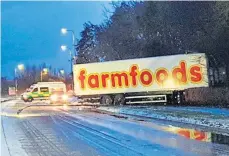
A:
[100,95,113,105]
[114,94,125,105]
[27,98,33,102]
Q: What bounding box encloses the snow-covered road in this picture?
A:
[1,100,229,156]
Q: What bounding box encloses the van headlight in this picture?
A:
[62,94,68,100]
[50,95,57,101]
[23,94,28,99]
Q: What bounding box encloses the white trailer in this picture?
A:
[73,53,209,105]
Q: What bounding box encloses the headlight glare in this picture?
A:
[62,94,68,100]
[50,95,57,101]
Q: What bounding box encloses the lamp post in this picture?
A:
[41,68,48,82]
[14,64,24,97]
[61,28,76,91]
[61,45,73,75]
[61,45,74,90]
[61,28,76,56]
[60,69,65,76]
[58,69,65,81]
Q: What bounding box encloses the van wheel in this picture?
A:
[114,94,125,105]
[28,98,33,102]
[100,95,113,105]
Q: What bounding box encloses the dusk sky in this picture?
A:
[1,1,112,79]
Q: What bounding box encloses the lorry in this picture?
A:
[22,82,67,102]
[73,53,209,105]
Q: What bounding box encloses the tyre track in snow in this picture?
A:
[19,120,71,156]
[54,114,146,156]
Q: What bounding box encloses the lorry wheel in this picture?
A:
[114,94,125,105]
[101,95,113,105]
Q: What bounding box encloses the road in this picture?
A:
[1,100,229,156]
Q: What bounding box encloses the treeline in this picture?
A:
[1,63,71,95]
[76,1,229,86]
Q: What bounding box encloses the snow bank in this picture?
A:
[68,96,79,103]
[98,106,229,131]
[165,106,229,117]
[0,97,14,103]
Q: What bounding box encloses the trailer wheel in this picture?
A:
[101,95,113,105]
[114,94,125,105]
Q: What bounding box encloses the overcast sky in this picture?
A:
[1,1,112,79]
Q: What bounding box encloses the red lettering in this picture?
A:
[78,62,201,90]
[88,75,99,88]
[190,66,202,82]
[177,129,190,139]
[130,65,138,86]
[172,61,187,84]
[194,131,206,141]
[156,69,169,85]
[140,70,153,86]
[111,73,129,87]
[101,73,109,88]
[78,70,86,89]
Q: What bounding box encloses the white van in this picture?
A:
[22,82,66,102]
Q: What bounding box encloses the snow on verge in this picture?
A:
[98,106,229,131]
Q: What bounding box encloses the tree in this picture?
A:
[75,1,229,86]
[76,22,100,63]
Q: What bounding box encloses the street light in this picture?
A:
[60,28,76,55]
[18,64,24,71]
[43,68,48,73]
[41,68,48,82]
[58,69,65,80]
[14,64,24,97]
[61,45,67,51]
[61,28,67,35]
[61,28,76,91]
[61,45,73,75]
[61,44,74,89]
[60,70,65,75]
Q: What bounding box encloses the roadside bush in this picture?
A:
[185,87,229,107]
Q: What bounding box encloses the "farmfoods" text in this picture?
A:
[77,61,203,90]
